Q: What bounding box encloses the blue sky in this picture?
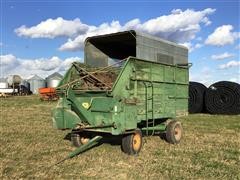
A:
[1,0,239,85]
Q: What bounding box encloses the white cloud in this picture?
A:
[235,44,240,49]
[136,8,215,38]
[0,54,20,75]
[179,42,203,52]
[190,64,240,86]
[211,52,235,60]
[59,20,123,51]
[195,43,203,49]
[0,54,18,66]
[21,56,62,71]
[190,66,214,86]
[15,17,89,38]
[0,54,19,77]
[59,57,82,71]
[205,25,240,46]
[219,60,240,69]
[201,17,212,26]
[196,37,202,41]
[0,54,82,78]
[61,8,215,51]
[229,77,240,83]
[179,42,193,52]
[14,8,215,51]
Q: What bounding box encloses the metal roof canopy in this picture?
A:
[84,30,188,67]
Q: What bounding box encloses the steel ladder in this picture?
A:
[143,81,155,136]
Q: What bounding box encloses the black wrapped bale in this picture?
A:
[205,81,240,115]
[188,82,207,113]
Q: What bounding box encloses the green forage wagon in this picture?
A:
[52,30,189,156]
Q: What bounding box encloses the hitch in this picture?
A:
[55,136,103,165]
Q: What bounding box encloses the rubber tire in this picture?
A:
[165,120,183,144]
[121,129,143,155]
[71,133,82,147]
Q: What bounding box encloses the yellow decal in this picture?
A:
[82,102,90,109]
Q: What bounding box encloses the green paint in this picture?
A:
[142,124,166,131]
[52,57,189,135]
[52,32,189,137]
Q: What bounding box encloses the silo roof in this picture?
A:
[27,75,44,80]
[46,72,63,80]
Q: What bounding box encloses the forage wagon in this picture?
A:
[52,30,189,156]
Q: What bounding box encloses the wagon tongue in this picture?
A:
[55,136,103,165]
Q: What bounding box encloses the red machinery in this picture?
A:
[38,87,58,101]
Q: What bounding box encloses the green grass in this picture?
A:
[1,96,240,179]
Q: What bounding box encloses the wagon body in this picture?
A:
[53,57,188,135]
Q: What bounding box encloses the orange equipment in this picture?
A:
[38,87,58,101]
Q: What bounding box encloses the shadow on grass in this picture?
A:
[64,132,123,146]
[63,129,166,153]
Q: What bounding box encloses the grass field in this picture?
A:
[1,96,240,179]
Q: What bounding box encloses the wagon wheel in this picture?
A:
[165,120,183,144]
[71,132,90,147]
[121,129,143,155]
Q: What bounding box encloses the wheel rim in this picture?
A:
[132,133,141,151]
[80,137,89,144]
[174,124,182,141]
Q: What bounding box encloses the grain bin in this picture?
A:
[7,75,22,87]
[0,78,8,88]
[27,75,46,94]
[46,72,63,88]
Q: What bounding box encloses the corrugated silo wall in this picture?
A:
[29,79,46,94]
[47,79,61,88]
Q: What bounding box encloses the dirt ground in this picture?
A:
[1,96,240,179]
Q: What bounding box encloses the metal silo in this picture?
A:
[27,75,46,94]
[7,75,22,87]
[46,72,63,88]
